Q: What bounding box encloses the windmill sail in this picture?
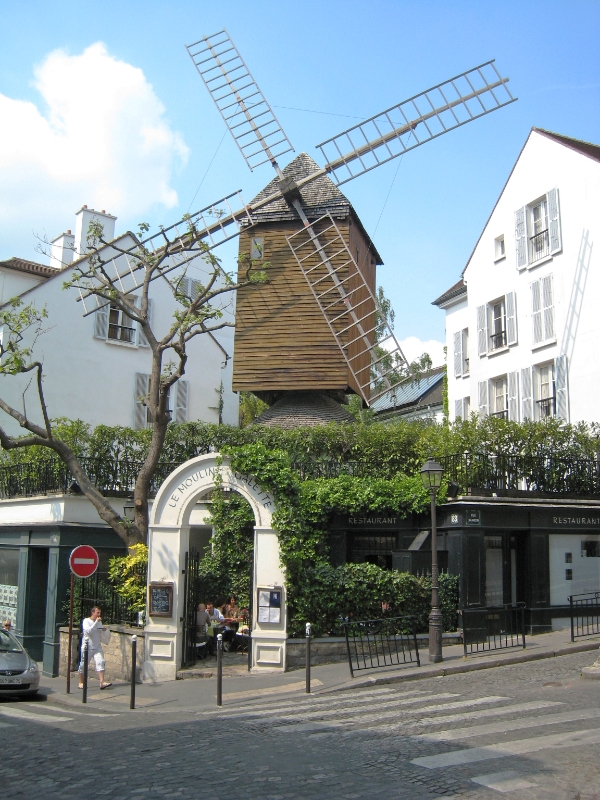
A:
[186,30,294,171]
[317,60,516,185]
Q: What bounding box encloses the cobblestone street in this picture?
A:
[1,651,599,800]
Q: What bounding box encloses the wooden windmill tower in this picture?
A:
[185,30,516,419]
[75,31,515,424]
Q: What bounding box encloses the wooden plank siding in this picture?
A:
[232,213,377,397]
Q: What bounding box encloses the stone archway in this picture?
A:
[142,453,286,682]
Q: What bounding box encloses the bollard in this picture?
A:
[216,633,223,707]
[130,635,137,710]
[82,636,89,704]
[306,622,311,694]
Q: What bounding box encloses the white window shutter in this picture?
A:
[453,331,463,377]
[555,355,569,422]
[93,299,109,340]
[505,291,517,345]
[508,371,519,421]
[133,373,149,430]
[174,380,188,423]
[541,275,554,340]
[547,188,561,254]
[531,280,542,344]
[521,367,533,421]
[478,381,489,418]
[190,280,201,302]
[477,305,488,356]
[454,398,463,420]
[515,206,527,269]
[138,299,152,347]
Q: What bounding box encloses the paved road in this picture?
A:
[1,651,599,799]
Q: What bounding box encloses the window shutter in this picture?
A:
[555,355,569,422]
[508,371,519,421]
[190,280,201,302]
[477,305,488,356]
[478,381,489,418]
[505,291,517,346]
[454,398,463,421]
[93,299,109,340]
[138,299,152,347]
[521,367,533,421]
[133,373,149,430]
[453,331,463,377]
[541,275,554,340]
[531,280,542,344]
[174,380,188,423]
[547,188,561,254]
[515,206,527,269]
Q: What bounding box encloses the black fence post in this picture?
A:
[521,604,526,649]
[344,624,354,679]
[569,594,574,642]
[130,635,137,710]
[305,623,311,693]
[82,637,89,704]
[216,633,223,707]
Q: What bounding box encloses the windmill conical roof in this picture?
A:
[252,391,355,428]
[247,152,383,263]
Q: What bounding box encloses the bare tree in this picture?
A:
[0,219,268,547]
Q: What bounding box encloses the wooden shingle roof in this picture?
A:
[0,257,58,278]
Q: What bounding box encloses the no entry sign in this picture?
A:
[69,545,99,578]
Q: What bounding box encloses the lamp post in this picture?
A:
[420,457,445,664]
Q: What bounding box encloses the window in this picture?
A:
[531,274,554,345]
[93,297,152,348]
[250,237,264,260]
[477,292,517,356]
[494,235,505,261]
[536,362,555,419]
[515,188,561,270]
[521,355,568,422]
[454,396,471,421]
[108,303,135,343]
[133,374,188,430]
[453,328,469,377]
[491,375,508,418]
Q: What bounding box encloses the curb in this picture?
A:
[320,640,600,693]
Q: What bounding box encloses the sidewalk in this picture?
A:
[39,628,600,713]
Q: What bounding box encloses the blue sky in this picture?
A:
[1,0,599,360]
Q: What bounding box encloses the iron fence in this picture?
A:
[529,229,550,263]
[459,603,526,656]
[76,564,147,628]
[342,616,420,678]
[569,591,600,641]
[440,452,600,497]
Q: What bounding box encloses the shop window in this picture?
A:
[582,541,600,558]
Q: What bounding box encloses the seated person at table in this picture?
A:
[196,603,211,636]
[223,594,240,620]
[206,602,224,623]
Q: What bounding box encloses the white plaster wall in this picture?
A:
[0,268,47,305]
[444,131,600,424]
[0,232,239,433]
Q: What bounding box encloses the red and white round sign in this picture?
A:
[69,545,99,578]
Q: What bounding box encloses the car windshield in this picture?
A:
[0,629,23,652]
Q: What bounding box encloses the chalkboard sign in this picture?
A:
[149,582,174,617]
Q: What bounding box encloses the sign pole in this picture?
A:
[66,571,75,694]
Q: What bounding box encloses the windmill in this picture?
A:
[76,30,515,412]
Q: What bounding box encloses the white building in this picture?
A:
[0,206,238,433]
[433,129,600,425]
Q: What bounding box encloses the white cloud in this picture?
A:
[398,336,446,367]
[0,43,188,259]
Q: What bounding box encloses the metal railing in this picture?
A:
[342,616,420,678]
[536,396,556,419]
[529,229,550,263]
[490,409,508,419]
[76,567,146,627]
[0,458,182,499]
[108,323,135,343]
[569,591,600,641]
[459,603,525,656]
[440,452,600,497]
[489,330,506,350]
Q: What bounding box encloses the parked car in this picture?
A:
[0,629,40,696]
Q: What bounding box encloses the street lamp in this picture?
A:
[420,457,445,664]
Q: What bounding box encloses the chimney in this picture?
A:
[74,206,117,255]
[50,230,75,270]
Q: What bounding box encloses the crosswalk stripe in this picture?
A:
[411,727,600,768]
[417,706,600,741]
[0,707,73,723]
[0,721,14,727]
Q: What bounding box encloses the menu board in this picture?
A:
[257,588,282,624]
[149,582,174,617]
